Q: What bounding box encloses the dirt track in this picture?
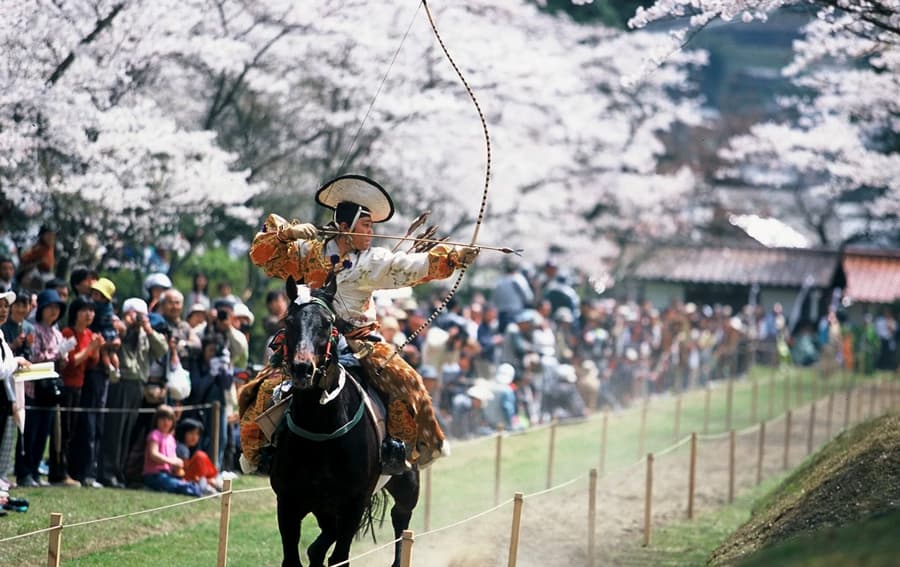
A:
[378,384,889,567]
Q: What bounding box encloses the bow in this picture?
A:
[399,0,492,343]
[377,0,493,369]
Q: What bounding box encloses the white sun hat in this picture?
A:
[315,174,395,225]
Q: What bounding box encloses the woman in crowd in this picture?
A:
[0,291,31,492]
[53,297,103,487]
[15,289,67,487]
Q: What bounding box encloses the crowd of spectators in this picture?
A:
[0,227,897,506]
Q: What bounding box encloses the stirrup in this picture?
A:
[380,437,412,475]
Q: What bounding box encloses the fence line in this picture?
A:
[22,401,216,413]
[4,367,894,566]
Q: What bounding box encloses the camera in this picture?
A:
[217,309,229,322]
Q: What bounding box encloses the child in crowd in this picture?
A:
[174,418,220,490]
[143,405,206,497]
[89,278,121,380]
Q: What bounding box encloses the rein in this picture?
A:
[283,296,365,442]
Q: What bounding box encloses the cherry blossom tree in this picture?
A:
[1,0,705,274]
[628,0,900,245]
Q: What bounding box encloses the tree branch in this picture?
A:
[47,3,125,86]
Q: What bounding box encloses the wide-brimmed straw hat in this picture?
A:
[315,175,394,224]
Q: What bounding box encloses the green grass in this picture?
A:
[711,411,900,566]
[607,473,790,566]
[738,508,900,567]
[1,366,891,566]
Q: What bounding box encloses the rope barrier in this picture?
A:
[22,402,217,413]
[329,536,404,567]
[3,364,871,563]
[418,497,515,538]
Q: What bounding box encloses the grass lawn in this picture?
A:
[1,366,891,566]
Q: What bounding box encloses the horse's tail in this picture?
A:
[357,489,389,543]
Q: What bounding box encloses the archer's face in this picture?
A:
[349,216,373,250]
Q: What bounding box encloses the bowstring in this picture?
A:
[336,1,423,175]
[379,0,492,370]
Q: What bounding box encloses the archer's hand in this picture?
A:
[279,222,318,241]
[455,246,479,266]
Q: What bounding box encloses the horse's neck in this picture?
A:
[291,367,359,427]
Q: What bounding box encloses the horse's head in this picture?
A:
[282,276,341,391]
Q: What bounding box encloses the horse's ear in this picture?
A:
[285,276,298,303]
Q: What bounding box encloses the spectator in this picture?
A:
[174,418,219,489]
[69,266,98,300]
[185,272,211,314]
[492,260,534,333]
[186,304,208,330]
[0,257,16,293]
[89,277,121,380]
[1,293,34,361]
[53,297,104,487]
[1,291,32,492]
[17,225,56,292]
[44,278,69,303]
[159,289,201,367]
[195,300,248,370]
[98,298,166,488]
[481,363,517,430]
[142,405,204,497]
[262,290,288,338]
[15,289,68,488]
[184,334,233,467]
[214,281,241,307]
[143,272,172,313]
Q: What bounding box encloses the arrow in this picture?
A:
[317,228,522,255]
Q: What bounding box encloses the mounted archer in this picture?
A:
[240,174,478,475]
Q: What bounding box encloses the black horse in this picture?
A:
[270,277,419,567]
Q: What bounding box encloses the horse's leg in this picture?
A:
[385,470,420,567]
[277,497,305,567]
[327,503,368,567]
[307,513,337,567]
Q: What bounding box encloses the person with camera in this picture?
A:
[183,333,234,468]
[51,296,104,487]
[97,298,167,488]
[15,289,70,488]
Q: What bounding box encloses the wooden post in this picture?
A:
[703,385,711,434]
[756,422,766,486]
[784,369,791,411]
[547,419,558,489]
[687,433,697,520]
[674,394,682,442]
[217,479,233,567]
[869,381,877,417]
[807,401,817,455]
[508,493,524,567]
[857,380,865,421]
[844,386,853,430]
[494,426,503,506]
[768,370,775,419]
[795,370,803,408]
[47,512,62,567]
[783,410,792,470]
[424,466,432,532]
[728,430,736,504]
[726,378,734,431]
[643,454,654,547]
[400,530,414,567]
[599,411,609,475]
[212,401,221,468]
[751,374,759,425]
[588,469,597,567]
[638,401,648,460]
[826,392,835,440]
